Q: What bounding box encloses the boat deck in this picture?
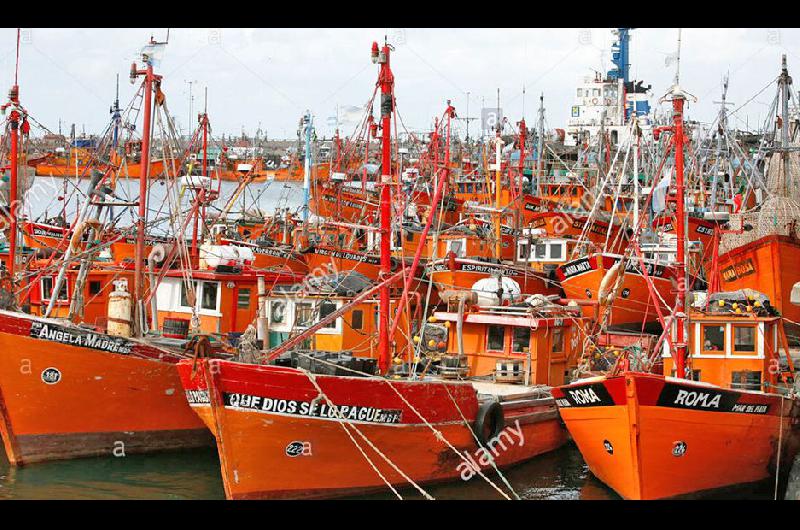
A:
[470,380,553,400]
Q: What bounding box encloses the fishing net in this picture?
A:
[720,150,800,253]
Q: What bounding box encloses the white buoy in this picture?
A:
[107,279,133,337]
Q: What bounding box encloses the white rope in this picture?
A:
[298,367,433,500]
[442,384,521,500]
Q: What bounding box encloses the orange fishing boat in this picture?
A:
[34,154,166,178]
[177,293,579,500]
[557,253,677,330]
[427,257,560,300]
[554,80,800,500]
[553,301,800,499]
[0,309,212,465]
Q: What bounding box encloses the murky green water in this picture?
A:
[1,442,778,500]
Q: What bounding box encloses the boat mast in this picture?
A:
[131,36,162,336]
[633,115,640,230]
[666,29,691,379]
[518,117,526,198]
[4,29,22,286]
[374,39,394,374]
[302,110,312,230]
[191,89,209,262]
[6,88,20,284]
[536,93,544,196]
[780,55,792,193]
[494,88,503,259]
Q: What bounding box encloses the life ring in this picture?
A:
[591,98,599,105]
[473,400,505,446]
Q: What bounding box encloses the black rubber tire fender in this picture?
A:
[473,400,505,447]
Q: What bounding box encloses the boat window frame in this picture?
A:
[445,237,467,258]
[511,326,531,354]
[730,370,762,391]
[199,281,222,314]
[88,280,103,297]
[316,300,343,334]
[268,298,293,332]
[486,324,506,353]
[732,324,758,356]
[552,327,564,354]
[41,276,70,303]
[700,323,726,356]
[295,301,315,329]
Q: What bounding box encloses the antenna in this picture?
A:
[496,87,501,134]
[674,28,682,88]
[14,28,20,86]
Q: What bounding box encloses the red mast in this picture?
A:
[4,30,22,285]
[670,88,688,379]
[6,86,20,282]
[517,118,526,198]
[130,38,163,334]
[373,40,394,375]
[192,107,209,261]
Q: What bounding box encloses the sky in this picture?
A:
[0,27,797,141]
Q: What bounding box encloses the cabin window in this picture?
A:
[731,370,762,391]
[446,239,465,257]
[89,280,102,296]
[180,281,199,308]
[535,244,547,259]
[552,328,564,353]
[487,325,505,352]
[270,300,286,324]
[201,282,219,311]
[41,277,69,302]
[296,302,315,327]
[319,301,337,329]
[517,241,529,261]
[593,88,601,97]
[701,325,725,354]
[391,231,402,251]
[733,325,756,354]
[237,288,251,309]
[512,327,531,353]
[577,88,583,97]
[550,243,563,260]
[351,309,363,330]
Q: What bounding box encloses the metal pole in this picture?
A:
[7,87,20,283]
[132,40,160,336]
[303,111,312,226]
[376,41,394,375]
[673,94,688,379]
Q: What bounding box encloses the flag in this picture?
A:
[652,175,672,213]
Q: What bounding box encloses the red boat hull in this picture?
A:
[179,359,567,499]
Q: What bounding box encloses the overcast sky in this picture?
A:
[0,28,797,141]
